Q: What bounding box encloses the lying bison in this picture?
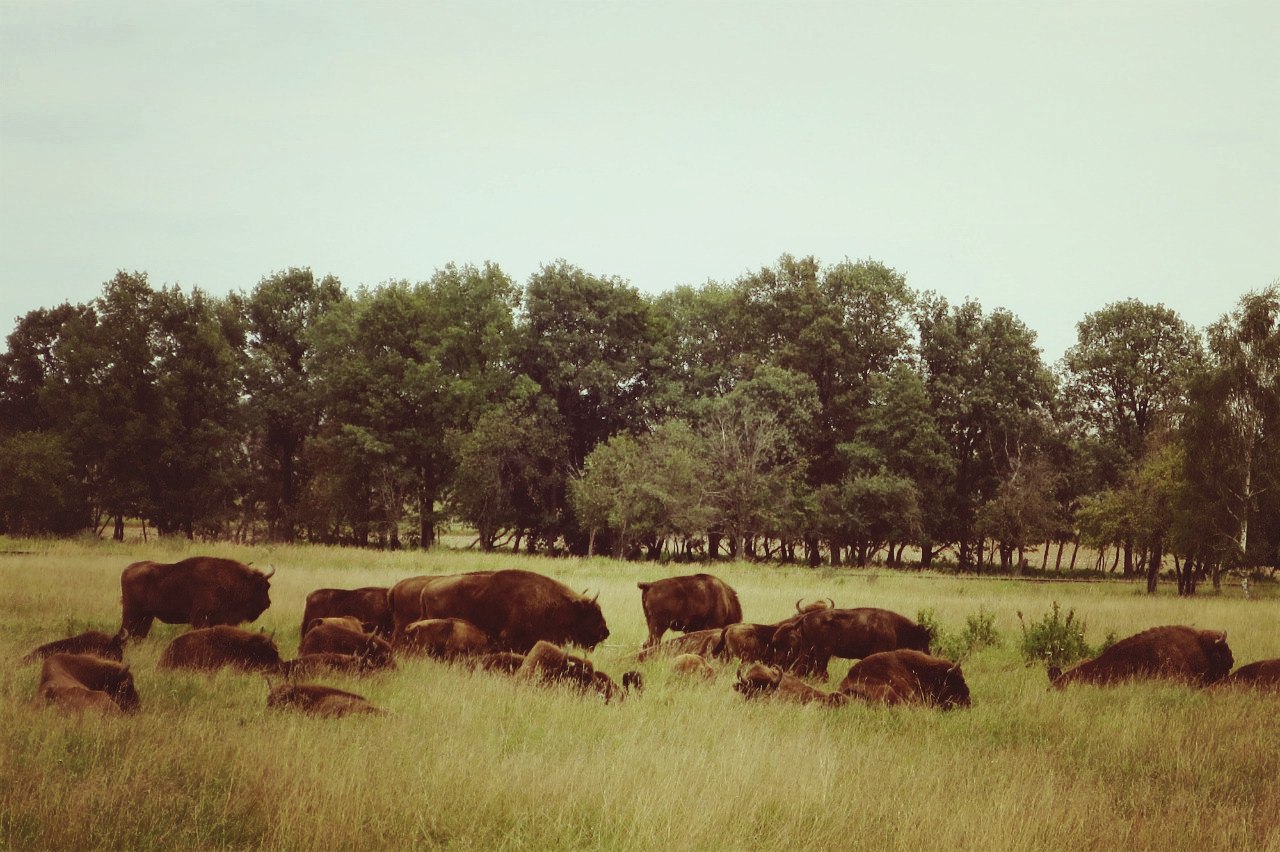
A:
[121,556,273,638]
[34,653,140,714]
[397,570,608,653]
[715,623,781,663]
[401,618,492,660]
[838,650,970,708]
[1221,659,1280,689]
[769,607,931,679]
[637,573,742,648]
[516,641,623,703]
[733,661,847,707]
[23,629,128,664]
[635,628,726,661]
[388,573,454,637]
[158,626,282,673]
[279,653,389,678]
[298,621,395,670]
[267,683,386,717]
[1049,625,1233,688]
[300,587,392,639]
[672,653,716,681]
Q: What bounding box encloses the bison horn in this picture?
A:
[591,591,599,604]
[263,565,276,580]
[825,598,834,609]
[795,598,803,613]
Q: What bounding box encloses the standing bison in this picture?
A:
[300,587,392,638]
[637,574,742,648]
[120,556,273,638]
[1049,625,1233,688]
[397,570,608,653]
[34,653,140,714]
[768,607,931,679]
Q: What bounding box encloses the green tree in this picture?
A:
[0,431,81,534]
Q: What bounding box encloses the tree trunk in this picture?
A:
[1145,537,1162,594]
[1055,539,1065,571]
[1069,536,1080,570]
[113,515,124,542]
[1122,539,1134,577]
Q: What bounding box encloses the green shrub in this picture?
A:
[1016,602,1095,669]
[917,606,1001,661]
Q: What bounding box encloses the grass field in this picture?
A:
[2,538,1278,850]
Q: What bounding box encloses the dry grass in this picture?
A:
[2,538,1278,850]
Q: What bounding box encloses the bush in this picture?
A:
[917,606,1002,661]
[1016,602,1099,670]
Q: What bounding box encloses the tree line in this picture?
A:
[0,258,1276,593]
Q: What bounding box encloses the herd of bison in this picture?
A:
[21,556,1280,718]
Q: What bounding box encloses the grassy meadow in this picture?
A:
[2,538,1279,850]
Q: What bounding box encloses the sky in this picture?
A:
[1,1,1276,363]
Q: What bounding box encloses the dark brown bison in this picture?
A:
[300,587,392,638]
[158,626,282,672]
[298,622,394,669]
[279,652,390,678]
[1049,625,1233,688]
[635,627,726,661]
[401,618,493,659]
[388,573,455,638]
[838,650,971,708]
[406,570,608,653]
[1221,659,1280,689]
[23,629,128,664]
[769,607,931,679]
[267,683,386,717]
[672,653,716,681]
[120,556,273,638]
[637,573,742,647]
[733,661,847,707]
[33,653,140,714]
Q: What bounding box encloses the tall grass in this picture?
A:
[2,539,1278,849]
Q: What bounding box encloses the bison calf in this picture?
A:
[672,653,717,681]
[733,661,847,707]
[159,626,282,673]
[34,653,140,714]
[267,683,386,717]
[298,622,395,670]
[838,650,970,709]
[401,618,493,660]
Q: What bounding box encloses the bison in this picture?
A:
[401,618,493,660]
[23,628,128,664]
[715,623,781,663]
[279,652,389,678]
[472,651,528,674]
[388,573,455,638]
[635,627,726,661]
[401,570,608,653]
[637,573,742,647]
[158,626,282,673]
[298,622,395,669]
[838,650,971,708]
[1221,659,1280,690]
[516,640,623,702]
[672,653,717,681]
[300,587,392,639]
[1049,625,1233,688]
[267,682,386,717]
[733,661,847,707]
[768,607,931,679]
[34,652,140,714]
[120,556,273,638]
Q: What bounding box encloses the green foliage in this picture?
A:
[1016,602,1105,670]
[918,606,1002,661]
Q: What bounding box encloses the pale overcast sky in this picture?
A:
[1,1,1276,362]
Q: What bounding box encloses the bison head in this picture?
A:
[571,593,609,650]
[242,569,273,622]
[244,632,283,671]
[108,665,141,713]
[1202,630,1234,684]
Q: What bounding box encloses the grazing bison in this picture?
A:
[120,556,273,638]
[733,661,847,707]
[300,587,392,638]
[769,607,931,679]
[635,628,726,661]
[672,653,716,681]
[401,618,493,660]
[279,652,393,678]
[267,683,386,717]
[23,628,128,664]
[158,626,282,673]
[298,622,394,669]
[1049,625,1233,688]
[406,570,608,653]
[34,653,140,714]
[1222,659,1280,689]
[838,650,971,708]
[637,573,742,647]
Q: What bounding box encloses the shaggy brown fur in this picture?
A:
[34,653,140,714]
[637,574,742,647]
[266,683,386,717]
[158,626,282,672]
[23,629,127,664]
[1049,625,1233,688]
[838,650,971,708]
[401,618,493,660]
[120,556,272,638]
[733,661,847,707]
